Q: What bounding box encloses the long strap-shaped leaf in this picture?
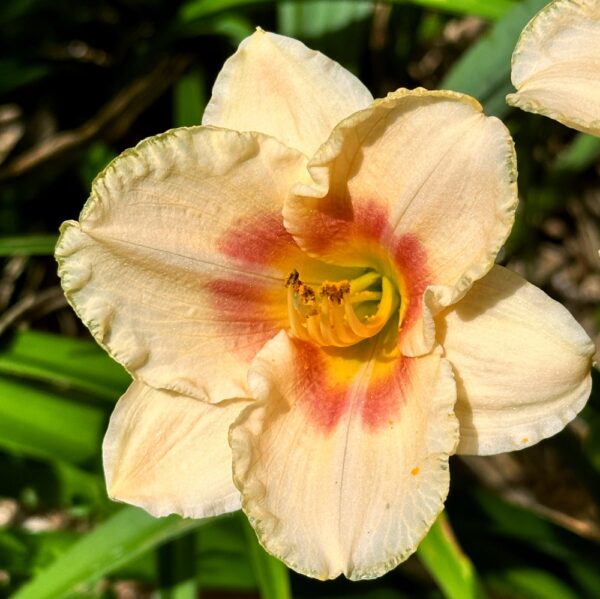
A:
[0,234,57,256]
[0,330,129,403]
[242,516,291,599]
[13,507,204,599]
[0,375,105,463]
[441,0,550,117]
[179,0,516,24]
[417,511,486,599]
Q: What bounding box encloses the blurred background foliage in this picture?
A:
[0,0,599,597]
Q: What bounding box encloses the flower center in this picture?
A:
[285,269,399,347]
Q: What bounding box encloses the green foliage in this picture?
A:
[174,69,207,127]
[555,134,600,173]
[417,512,486,599]
[0,0,598,597]
[277,1,374,38]
[0,330,129,402]
[441,0,549,116]
[0,375,105,463]
[393,0,516,20]
[13,507,204,599]
[0,235,58,257]
[242,517,292,599]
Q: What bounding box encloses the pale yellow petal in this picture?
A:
[202,29,373,156]
[230,331,458,580]
[437,265,594,456]
[507,0,600,135]
[56,126,308,402]
[103,381,251,518]
[285,89,517,358]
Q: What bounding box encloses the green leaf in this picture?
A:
[278,0,373,38]
[555,134,600,173]
[241,516,291,599]
[13,507,205,599]
[417,511,486,599]
[79,143,117,190]
[395,0,516,21]
[568,559,600,599]
[0,59,49,95]
[0,530,29,574]
[158,534,198,599]
[179,0,515,24]
[0,375,105,464]
[489,567,580,599]
[441,0,549,117]
[0,234,57,256]
[178,0,270,23]
[277,0,372,74]
[0,330,130,402]
[51,461,107,510]
[468,488,600,596]
[207,14,255,43]
[174,69,206,128]
[195,515,257,591]
[0,452,104,513]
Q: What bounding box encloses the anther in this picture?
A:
[285,269,300,288]
[285,269,399,347]
[320,280,351,304]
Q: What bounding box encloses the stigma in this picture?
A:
[285,269,399,347]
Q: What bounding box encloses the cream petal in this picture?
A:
[507,0,600,135]
[202,29,373,156]
[437,265,595,456]
[230,331,458,580]
[56,126,310,402]
[103,381,251,518]
[284,89,517,358]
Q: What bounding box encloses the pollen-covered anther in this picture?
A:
[286,269,316,303]
[285,269,399,347]
[320,280,351,304]
[298,284,316,305]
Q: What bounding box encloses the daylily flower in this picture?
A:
[56,30,594,580]
[507,0,600,135]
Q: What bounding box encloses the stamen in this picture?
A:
[285,269,399,347]
[320,280,351,304]
[285,270,300,288]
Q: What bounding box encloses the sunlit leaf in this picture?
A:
[0,376,105,464]
[12,507,205,599]
[208,14,255,42]
[277,0,373,38]
[0,235,57,256]
[242,516,291,599]
[0,330,129,402]
[393,0,515,20]
[178,0,269,22]
[417,511,485,599]
[180,0,514,25]
[277,0,372,74]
